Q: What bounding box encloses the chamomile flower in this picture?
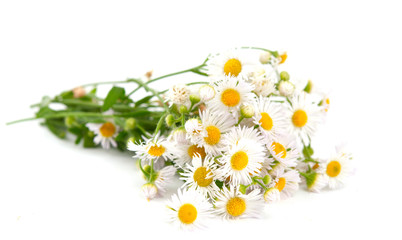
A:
[198,84,216,102]
[142,183,158,201]
[214,186,264,219]
[220,138,266,185]
[286,92,324,143]
[173,142,207,168]
[253,96,287,141]
[267,136,299,168]
[168,127,188,145]
[86,121,119,149]
[194,109,236,155]
[270,168,301,200]
[206,49,252,78]
[180,154,220,197]
[166,188,212,230]
[321,151,353,189]
[127,134,174,165]
[208,75,254,113]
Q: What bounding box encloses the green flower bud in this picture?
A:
[124,118,136,130]
[143,165,151,174]
[280,71,290,81]
[303,80,314,93]
[179,105,188,114]
[262,175,271,185]
[165,114,175,127]
[189,94,201,105]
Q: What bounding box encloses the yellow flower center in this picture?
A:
[325,98,330,105]
[187,145,206,159]
[226,197,246,217]
[221,88,241,107]
[259,112,273,130]
[178,203,197,224]
[204,126,221,145]
[271,142,287,158]
[292,109,308,128]
[223,58,242,76]
[275,177,286,192]
[326,160,341,177]
[279,52,287,64]
[193,167,213,187]
[231,151,249,170]
[147,144,165,157]
[99,122,116,137]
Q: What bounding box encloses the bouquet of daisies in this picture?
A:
[8,47,353,230]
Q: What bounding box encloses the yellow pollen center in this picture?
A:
[178,203,197,224]
[231,151,249,171]
[292,109,308,128]
[221,88,241,107]
[193,167,213,187]
[148,144,165,157]
[325,98,330,105]
[223,58,242,76]
[259,112,273,130]
[187,145,206,159]
[204,126,221,145]
[275,177,286,192]
[99,122,116,137]
[271,142,287,158]
[326,161,341,177]
[226,197,246,217]
[279,52,287,64]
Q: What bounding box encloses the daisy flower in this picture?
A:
[321,151,353,189]
[166,188,212,230]
[253,96,287,141]
[173,142,207,169]
[198,84,216,102]
[263,187,281,204]
[267,136,299,168]
[180,154,220,197]
[127,134,174,165]
[167,127,188,145]
[270,168,301,200]
[220,138,266,185]
[214,186,264,219]
[86,121,119,149]
[286,92,324,143]
[194,109,236,155]
[208,75,254,113]
[206,49,253,78]
[141,183,158,201]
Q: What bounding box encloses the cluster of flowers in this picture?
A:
[78,48,352,229]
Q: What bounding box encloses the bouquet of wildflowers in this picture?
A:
[9,47,353,230]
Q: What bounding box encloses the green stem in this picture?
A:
[153,113,167,136]
[129,79,170,113]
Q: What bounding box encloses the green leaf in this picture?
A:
[215,180,224,189]
[45,119,67,139]
[102,86,125,112]
[134,95,153,107]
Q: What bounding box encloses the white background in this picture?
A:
[1,0,401,239]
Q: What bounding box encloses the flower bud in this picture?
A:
[259,51,272,64]
[141,183,158,201]
[189,94,201,105]
[65,116,76,128]
[280,71,290,81]
[279,51,287,64]
[303,80,314,93]
[179,105,188,114]
[73,86,86,98]
[198,85,216,102]
[262,175,271,185]
[165,114,175,127]
[278,80,295,97]
[240,104,255,118]
[124,118,136,131]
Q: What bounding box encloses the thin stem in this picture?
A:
[129,79,170,113]
[153,113,167,136]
